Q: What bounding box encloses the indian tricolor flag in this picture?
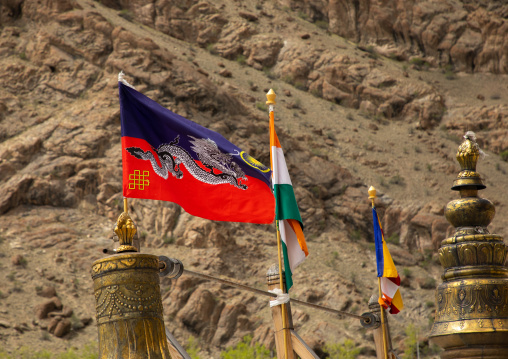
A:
[270,109,309,291]
[373,206,404,314]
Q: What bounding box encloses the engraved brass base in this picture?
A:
[430,248,508,358]
[433,338,508,359]
[431,278,508,334]
[91,253,171,359]
[430,133,508,359]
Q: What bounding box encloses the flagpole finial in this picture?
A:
[368,186,377,199]
[368,186,377,207]
[266,89,276,105]
[114,211,138,253]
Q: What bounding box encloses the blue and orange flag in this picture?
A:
[119,78,275,224]
[372,206,404,314]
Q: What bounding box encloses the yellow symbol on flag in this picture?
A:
[240,151,270,173]
[129,170,150,190]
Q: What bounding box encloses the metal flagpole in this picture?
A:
[267,89,291,359]
[369,187,389,359]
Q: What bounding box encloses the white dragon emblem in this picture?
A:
[126,135,248,190]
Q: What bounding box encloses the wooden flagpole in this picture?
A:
[377,278,389,359]
[267,89,291,359]
[369,187,389,359]
[276,225,291,359]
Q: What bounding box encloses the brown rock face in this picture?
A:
[275,43,445,126]
[445,105,508,156]
[383,202,454,253]
[0,175,34,214]
[244,34,283,70]
[173,215,231,249]
[289,0,508,73]
[111,0,227,47]
[214,22,256,59]
[176,287,224,339]
[212,302,248,345]
[93,0,452,128]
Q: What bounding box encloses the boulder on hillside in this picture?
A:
[173,215,232,249]
[214,22,255,59]
[53,318,71,337]
[35,296,62,320]
[212,302,248,345]
[176,287,224,339]
[0,175,34,214]
[244,35,284,70]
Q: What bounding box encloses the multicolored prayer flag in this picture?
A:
[270,110,308,291]
[373,206,404,314]
[119,79,275,224]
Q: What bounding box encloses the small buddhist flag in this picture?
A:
[372,206,403,314]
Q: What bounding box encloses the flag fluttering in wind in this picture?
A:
[119,76,275,224]
[372,205,404,314]
[269,106,308,290]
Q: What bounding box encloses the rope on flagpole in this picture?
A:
[369,186,389,359]
[267,88,291,359]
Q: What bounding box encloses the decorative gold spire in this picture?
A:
[114,211,138,253]
[456,131,481,170]
[452,131,485,190]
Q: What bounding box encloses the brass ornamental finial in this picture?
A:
[456,131,481,171]
[266,89,276,105]
[452,131,485,190]
[114,211,138,253]
[368,186,376,200]
[368,186,376,207]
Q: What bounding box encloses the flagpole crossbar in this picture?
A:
[154,257,370,321]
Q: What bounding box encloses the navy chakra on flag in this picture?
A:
[126,135,248,190]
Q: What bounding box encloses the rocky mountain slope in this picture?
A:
[0,0,507,357]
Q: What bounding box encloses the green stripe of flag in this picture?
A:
[273,184,303,226]
[281,239,293,290]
